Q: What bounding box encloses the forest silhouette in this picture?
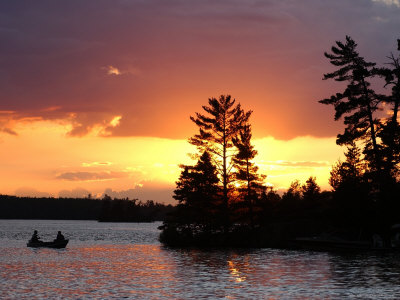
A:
[0,194,173,222]
[159,36,400,249]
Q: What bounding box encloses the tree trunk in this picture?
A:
[222,115,229,231]
[246,158,254,230]
[361,78,380,167]
[392,88,399,124]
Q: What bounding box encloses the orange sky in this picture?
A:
[0,118,343,203]
[0,0,399,203]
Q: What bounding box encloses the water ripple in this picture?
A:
[1,220,400,299]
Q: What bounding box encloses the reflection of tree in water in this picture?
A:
[170,249,254,293]
[162,248,400,297]
[169,249,334,296]
[174,248,252,272]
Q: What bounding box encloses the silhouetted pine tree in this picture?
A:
[329,142,365,191]
[375,40,400,229]
[232,124,266,227]
[282,180,302,203]
[319,36,382,171]
[189,95,251,228]
[329,143,371,230]
[301,176,320,205]
[279,180,303,216]
[173,151,220,227]
[378,40,400,179]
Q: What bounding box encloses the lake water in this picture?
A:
[1,220,400,299]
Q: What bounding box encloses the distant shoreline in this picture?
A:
[0,194,174,222]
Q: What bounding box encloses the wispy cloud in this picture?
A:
[98,115,123,137]
[42,106,62,112]
[0,128,18,136]
[104,65,121,75]
[66,114,123,137]
[56,171,128,181]
[262,160,331,168]
[82,162,113,167]
[372,16,389,22]
[102,65,140,76]
[372,0,400,7]
[109,116,121,127]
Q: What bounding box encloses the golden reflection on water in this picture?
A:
[228,260,246,283]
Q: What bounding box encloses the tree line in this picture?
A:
[160,37,400,247]
[320,36,400,244]
[0,194,174,222]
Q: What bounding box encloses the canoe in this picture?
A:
[27,239,69,248]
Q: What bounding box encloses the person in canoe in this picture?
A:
[27,230,69,248]
[30,230,41,243]
[55,231,65,241]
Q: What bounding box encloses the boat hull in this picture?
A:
[27,239,69,248]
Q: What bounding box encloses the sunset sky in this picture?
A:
[0,0,399,203]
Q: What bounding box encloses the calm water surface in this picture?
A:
[1,220,400,299]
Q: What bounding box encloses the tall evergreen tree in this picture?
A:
[301,176,320,203]
[279,180,304,216]
[189,95,251,226]
[173,151,220,226]
[329,142,365,191]
[282,180,302,203]
[232,124,266,227]
[319,36,382,170]
[378,40,400,178]
[329,143,371,229]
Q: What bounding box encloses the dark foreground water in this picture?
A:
[1,220,400,299]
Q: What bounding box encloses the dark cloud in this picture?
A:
[0,127,17,136]
[56,171,128,181]
[0,0,399,139]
